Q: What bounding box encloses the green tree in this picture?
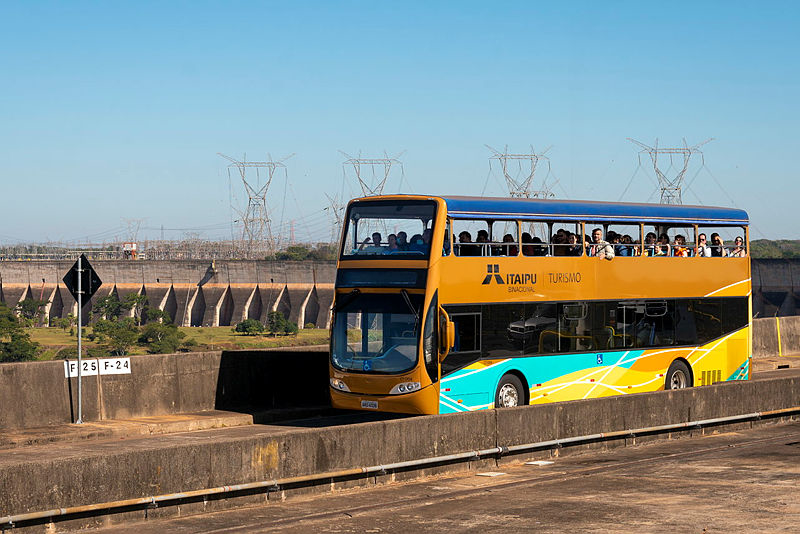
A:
[143,306,171,324]
[139,322,186,354]
[234,318,265,335]
[15,298,49,326]
[94,318,139,355]
[0,303,38,362]
[92,294,124,321]
[267,311,298,336]
[121,293,148,325]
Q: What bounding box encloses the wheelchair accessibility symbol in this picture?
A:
[597,354,603,365]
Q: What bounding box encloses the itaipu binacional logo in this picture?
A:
[482,264,537,293]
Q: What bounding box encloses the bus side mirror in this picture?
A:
[438,308,455,362]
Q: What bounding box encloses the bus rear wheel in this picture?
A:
[665,360,692,390]
[495,374,525,408]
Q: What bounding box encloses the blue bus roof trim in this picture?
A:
[441,196,748,225]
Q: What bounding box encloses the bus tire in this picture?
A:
[665,360,692,390]
[495,374,525,408]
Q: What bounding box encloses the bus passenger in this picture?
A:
[531,236,547,256]
[622,234,636,256]
[385,233,399,253]
[552,232,566,256]
[359,232,384,254]
[589,228,614,259]
[502,233,518,256]
[710,233,728,257]
[457,231,478,256]
[521,232,534,256]
[566,232,582,256]
[476,229,489,256]
[397,231,408,251]
[730,236,746,257]
[657,233,671,256]
[409,234,425,253]
[643,232,657,256]
[673,235,689,257]
[696,233,711,257]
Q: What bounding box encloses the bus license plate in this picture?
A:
[361,400,379,409]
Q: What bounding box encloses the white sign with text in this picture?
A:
[64,358,131,378]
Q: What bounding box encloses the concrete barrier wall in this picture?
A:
[2,374,798,528]
[2,315,800,431]
[753,315,800,357]
[0,350,330,430]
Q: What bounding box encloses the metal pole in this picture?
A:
[76,255,83,425]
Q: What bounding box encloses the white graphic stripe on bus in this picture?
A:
[704,278,751,297]
[581,351,630,399]
[440,359,511,383]
[530,348,691,401]
[439,395,470,412]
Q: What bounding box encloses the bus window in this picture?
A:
[697,226,747,258]
[515,303,558,354]
[520,221,551,257]
[548,222,583,257]
[488,220,518,257]
[605,223,640,257]
[330,292,424,374]
[342,200,435,258]
[441,309,481,376]
[481,304,524,359]
[453,220,489,256]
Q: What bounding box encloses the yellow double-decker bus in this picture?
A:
[329,195,751,415]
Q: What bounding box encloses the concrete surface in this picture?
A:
[1,370,798,532]
[97,421,800,534]
[0,350,330,430]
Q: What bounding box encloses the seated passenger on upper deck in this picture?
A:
[730,236,747,257]
[457,231,479,256]
[384,233,399,254]
[588,228,614,260]
[643,232,658,256]
[502,233,518,256]
[358,232,384,254]
[672,235,690,257]
[566,232,582,256]
[476,230,489,256]
[408,233,426,253]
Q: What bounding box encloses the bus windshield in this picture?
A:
[341,200,436,259]
[331,292,423,374]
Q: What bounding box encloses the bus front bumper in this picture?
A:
[330,384,440,415]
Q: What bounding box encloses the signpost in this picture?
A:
[62,254,102,424]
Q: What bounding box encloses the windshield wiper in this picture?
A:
[401,289,420,332]
[333,289,361,312]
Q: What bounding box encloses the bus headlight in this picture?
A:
[330,378,351,392]
[389,382,421,395]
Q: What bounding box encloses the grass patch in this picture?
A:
[27,326,330,359]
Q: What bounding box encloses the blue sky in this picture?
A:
[1,1,797,243]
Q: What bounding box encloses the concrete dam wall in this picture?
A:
[0,260,336,328]
[0,258,798,326]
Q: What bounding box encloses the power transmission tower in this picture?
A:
[340,151,406,197]
[324,193,346,244]
[486,145,555,198]
[218,152,294,257]
[122,218,144,242]
[627,138,713,204]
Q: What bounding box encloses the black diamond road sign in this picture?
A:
[63,254,102,307]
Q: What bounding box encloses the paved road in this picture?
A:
[102,421,800,533]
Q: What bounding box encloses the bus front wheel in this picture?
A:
[665,360,692,390]
[495,374,525,408]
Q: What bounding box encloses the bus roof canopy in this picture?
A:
[441,196,749,225]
